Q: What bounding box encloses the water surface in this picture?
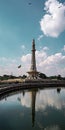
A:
[0,87,65,130]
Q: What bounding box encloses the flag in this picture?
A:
[18,65,21,68]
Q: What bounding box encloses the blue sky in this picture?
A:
[0,0,65,76]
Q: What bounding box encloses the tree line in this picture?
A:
[0,73,65,81]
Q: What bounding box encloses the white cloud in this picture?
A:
[21,48,65,76]
[21,54,31,63]
[40,53,65,66]
[40,0,65,37]
[21,45,25,49]
[37,35,43,41]
[42,46,49,51]
[39,52,65,76]
[63,45,65,51]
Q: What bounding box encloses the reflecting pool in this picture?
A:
[0,87,65,130]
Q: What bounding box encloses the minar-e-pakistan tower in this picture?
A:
[27,39,39,79]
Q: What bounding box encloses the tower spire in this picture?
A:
[30,39,36,71]
[27,39,39,79]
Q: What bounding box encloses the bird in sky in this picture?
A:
[28,3,32,5]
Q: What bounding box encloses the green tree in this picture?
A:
[38,73,47,79]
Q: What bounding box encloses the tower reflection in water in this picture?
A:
[18,89,37,127]
[31,90,36,127]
